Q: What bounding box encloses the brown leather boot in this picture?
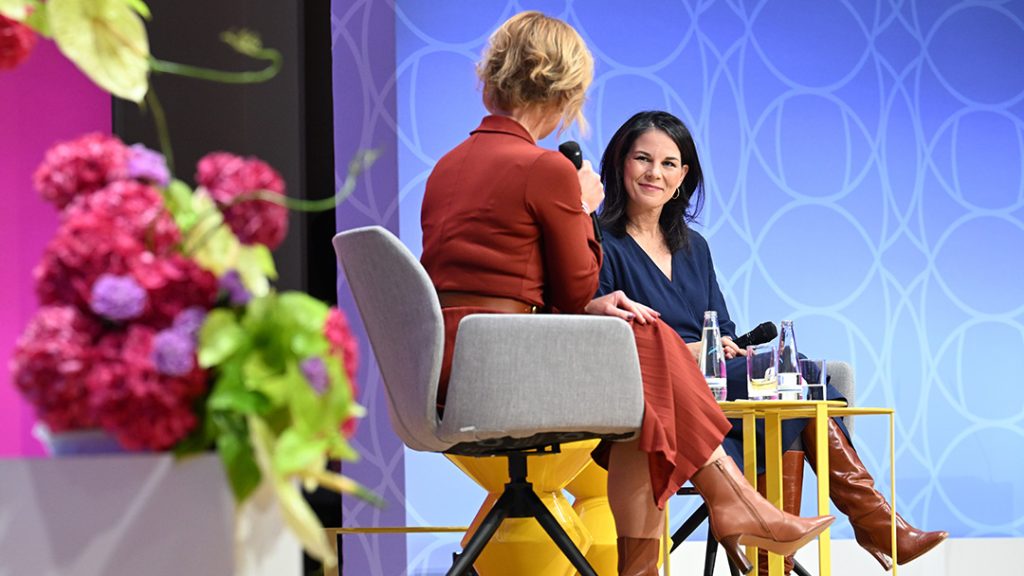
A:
[690,455,834,574]
[616,537,659,576]
[803,418,948,570]
[757,450,805,575]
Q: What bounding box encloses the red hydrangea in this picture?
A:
[35,214,144,310]
[0,14,37,70]
[325,307,359,385]
[86,325,208,450]
[11,306,102,432]
[35,181,187,315]
[64,180,181,253]
[325,307,360,437]
[133,253,218,326]
[33,133,131,210]
[195,152,289,249]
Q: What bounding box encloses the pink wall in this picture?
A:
[0,42,110,457]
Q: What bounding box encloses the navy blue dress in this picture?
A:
[597,228,848,472]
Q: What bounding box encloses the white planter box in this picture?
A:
[0,453,301,576]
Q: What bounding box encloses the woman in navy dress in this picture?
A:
[594,111,947,573]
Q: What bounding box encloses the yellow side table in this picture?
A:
[717,400,898,576]
[446,440,598,575]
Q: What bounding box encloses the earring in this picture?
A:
[672,187,681,200]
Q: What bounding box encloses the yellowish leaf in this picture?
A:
[248,417,337,567]
[48,0,150,102]
[0,0,31,20]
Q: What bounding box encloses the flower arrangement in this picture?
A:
[12,131,373,566]
[3,0,376,568]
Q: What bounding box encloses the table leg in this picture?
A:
[743,412,758,571]
[890,412,897,575]
[815,403,831,576]
[765,411,783,576]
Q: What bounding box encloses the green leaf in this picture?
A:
[122,0,149,19]
[216,426,262,502]
[273,428,327,476]
[236,243,276,297]
[198,308,245,367]
[48,0,151,103]
[243,357,302,405]
[208,384,270,415]
[23,5,51,37]
[162,179,198,230]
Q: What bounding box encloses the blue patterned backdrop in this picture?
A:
[337,0,1024,573]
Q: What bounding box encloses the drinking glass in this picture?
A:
[799,358,827,401]
[746,344,779,400]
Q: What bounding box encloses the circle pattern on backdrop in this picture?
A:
[329,1,1024,570]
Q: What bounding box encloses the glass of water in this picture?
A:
[746,344,779,400]
[799,358,827,401]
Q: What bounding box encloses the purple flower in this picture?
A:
[300,357,328,395]
[90,274,147,321]
[219,270,251,306]
[152,329,196,376]
[172,306,207,338]
[126,144,170,187]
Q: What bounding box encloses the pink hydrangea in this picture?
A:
[132,253,218,327]
[11,307,102,432]
[35,214,144,310]
[325,307,360,437]
[63,180,181,253]
[33,133,130,210]
[325,307,359,385]
[0,14,37,70]
[87,325,208,451]
[195,152,289,249]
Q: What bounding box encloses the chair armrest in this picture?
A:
[437,314,644,444]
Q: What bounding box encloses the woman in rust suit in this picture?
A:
[419,12,833,575]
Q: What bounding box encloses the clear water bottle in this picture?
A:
[777,319,803,399]
[699,311,727,401]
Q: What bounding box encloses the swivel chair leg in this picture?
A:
[447,452,597,576]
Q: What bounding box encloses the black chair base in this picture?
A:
[447,449,596,576]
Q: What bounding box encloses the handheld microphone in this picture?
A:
[558,141,603,243]
[731,321,778,349]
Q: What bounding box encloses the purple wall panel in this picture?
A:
[331,1,406,574]
[0,42,110,457]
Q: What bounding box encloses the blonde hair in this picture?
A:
[477,11,594,133]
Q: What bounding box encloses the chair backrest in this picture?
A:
[826,360,855,434]
[333,226,449,452]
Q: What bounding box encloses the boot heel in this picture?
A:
[719,535,753,574]
[865,547,893,571]
[853,524,894,570]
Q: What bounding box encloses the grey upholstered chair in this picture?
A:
[332,226,644,576]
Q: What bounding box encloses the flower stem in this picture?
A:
[145,88,175,174]
[148,37,282,85]
[183,149,380,256]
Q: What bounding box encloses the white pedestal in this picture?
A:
[0,453,301,576]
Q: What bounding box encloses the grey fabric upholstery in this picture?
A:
[332,226,644,455]
[332,226,447,452]
[439,314,644,445]
[826,360,855,434]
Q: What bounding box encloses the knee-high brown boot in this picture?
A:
[616,537,660,576]
[690,454,834,574]
[803,418,948,570]
[757,450,805,575]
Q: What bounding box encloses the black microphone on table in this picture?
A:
[731,321,778,349]
[558,141,603,243]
